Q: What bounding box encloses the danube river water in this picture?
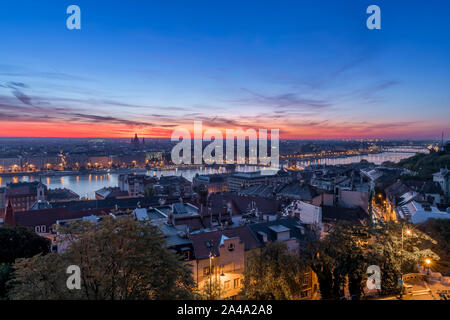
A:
[0,151,416,198]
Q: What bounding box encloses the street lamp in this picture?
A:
[208,240,215,300]
[425,258,431,276]
[400,226,412,298]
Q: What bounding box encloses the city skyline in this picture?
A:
[0,1,449,139]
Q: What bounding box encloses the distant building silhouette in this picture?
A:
[130,133,143,150]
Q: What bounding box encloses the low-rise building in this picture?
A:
[433,168,450,202]
[95,187,129,200]
[193,174,228,194]
[396,200,450,224]
[5,181,47,211]
[227,170,291,192]
[247,217,319,299]
[189,226,261,299]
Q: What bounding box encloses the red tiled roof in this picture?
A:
[6,186,34,196]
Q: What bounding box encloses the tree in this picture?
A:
[199,276,224,300]
[0,226,50,299]
[300,222,371,299]
[7,253,79,299]
[301,221,440,299]
[0,226,50,264]
[0,263,13,299]
[417,218,450,275]
[369,221,439,295]
[8,216,195,300]
[397,150,450,180]
[241,242,307,300]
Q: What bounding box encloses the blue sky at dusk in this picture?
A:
[0,0,449,139]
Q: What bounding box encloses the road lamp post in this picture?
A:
[208,240,215,300]
[400,226,411,298]
[425,258,431,276]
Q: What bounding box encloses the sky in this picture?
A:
[0,0,449,139]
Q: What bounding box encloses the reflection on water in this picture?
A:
[0,165,260,199]
[0,152,415,199]
[292,152,416,169]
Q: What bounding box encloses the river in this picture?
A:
[0,151,418,198]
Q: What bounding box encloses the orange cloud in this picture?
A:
[0,119,442,140]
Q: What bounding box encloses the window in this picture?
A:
[234,278,240,289]
[303,273,310,286]
[35,226,41,233]
[228,243,235,251]
[203,266,215,276]
[182,249,190,261]
[224,280,230,290]
[41,225,46,233]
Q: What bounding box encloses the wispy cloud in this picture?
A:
[233,88,332,110]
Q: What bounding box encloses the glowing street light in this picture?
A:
[400,226,413,298]
[425,258,432,276]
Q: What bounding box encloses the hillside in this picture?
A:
[397,150,450,180]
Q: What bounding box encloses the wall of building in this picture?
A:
[338,190,369,213]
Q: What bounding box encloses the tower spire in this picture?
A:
[4,199,15,227]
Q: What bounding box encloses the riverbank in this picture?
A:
[0,165,222,178]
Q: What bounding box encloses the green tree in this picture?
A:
[417,218,450,275]
[300,223,370,299]
[397,150,450,180]
[241,242,307,300]
[0,226,50,264]
[0,226,50,300]
[370,222,439,295]
[0,263,13,299]
[300,221,439,299]
[8,216,195,300]
[199,276,224,300]
[7,253,79,299]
